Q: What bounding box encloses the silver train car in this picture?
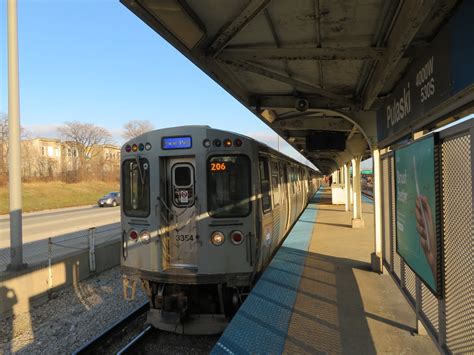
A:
[120,126,320,334]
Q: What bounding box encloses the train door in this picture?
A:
[259,156,273,266]
[270,160,281,247]
[288,165,297,225]
[165,158,198,270]
[282,163,291,232]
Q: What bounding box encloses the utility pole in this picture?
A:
[7,0,27,271]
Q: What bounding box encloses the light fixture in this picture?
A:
[210,231,225,246]
[140,230,151,244]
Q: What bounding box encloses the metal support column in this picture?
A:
[6,0,26,271]
[344,163,351,212]
[371,148,383,271]
[352,156,364,228]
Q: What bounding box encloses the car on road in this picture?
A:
[98,192,121,207]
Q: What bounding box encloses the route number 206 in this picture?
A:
[176,235,194,241]
[210,163,226,171]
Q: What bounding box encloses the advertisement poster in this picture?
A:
[395,135,439,294]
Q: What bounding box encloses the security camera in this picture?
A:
[295,98,309,112]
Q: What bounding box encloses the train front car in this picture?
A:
[120,126,257,334]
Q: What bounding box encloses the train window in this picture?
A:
[288,166,295,194]
[271,161,280,207]
[173,166,192,187]
[207,155,251,217]
[280,163,287,194]
[122,158,150,218]
[259,156,272,213]
[172,163,194,207]
[299,169,303,191]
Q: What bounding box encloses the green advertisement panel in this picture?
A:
[395,135,440,295]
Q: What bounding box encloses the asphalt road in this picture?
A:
[0,205,120,249]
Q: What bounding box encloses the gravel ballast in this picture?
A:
[0,267,147,354]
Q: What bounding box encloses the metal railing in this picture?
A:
[0,224,121,272]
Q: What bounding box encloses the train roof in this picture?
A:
[125,125,320,174]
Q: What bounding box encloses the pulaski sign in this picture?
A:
[377,0,474,145]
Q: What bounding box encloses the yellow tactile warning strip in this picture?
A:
[283,187,438,354]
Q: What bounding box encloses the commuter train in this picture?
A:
[120,126,320,334]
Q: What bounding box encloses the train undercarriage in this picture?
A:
[142,281,250,335]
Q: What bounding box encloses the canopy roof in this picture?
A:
[121,0,459,174]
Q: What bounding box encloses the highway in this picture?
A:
[0,205,120,248]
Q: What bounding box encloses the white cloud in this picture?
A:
[23,123,123,145]
[23,124,61,139]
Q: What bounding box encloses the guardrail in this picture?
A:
[0,224,121,272]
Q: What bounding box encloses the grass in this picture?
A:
[0,180,120,215]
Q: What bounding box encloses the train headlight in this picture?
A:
[234,138,243,147]
[223,139,232,147]
[129,229,138,241]
[140,230,151,244]
[230,230,244,245]
[210,231,225,246]
[145,142,152,150]
[203,139,211,148]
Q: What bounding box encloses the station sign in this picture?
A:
[377,0,474,145]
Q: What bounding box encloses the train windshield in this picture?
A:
[122,157,150,217]
[207,155,251,217]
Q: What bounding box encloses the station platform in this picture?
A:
[212,187,438,354]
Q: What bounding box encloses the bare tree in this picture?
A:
[0,113,8,177]
[58,121,112,179]
[122,120,154,140]
[0,113,30,177]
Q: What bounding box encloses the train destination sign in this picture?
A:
[210,162,227,171]
[377,0,474,145]
[395,135,442,296]
[162,136,192,150]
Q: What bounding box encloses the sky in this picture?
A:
[0,0,373,170]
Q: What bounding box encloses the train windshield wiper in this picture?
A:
[135,156,145,186]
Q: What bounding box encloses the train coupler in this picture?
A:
[122,275,137,301]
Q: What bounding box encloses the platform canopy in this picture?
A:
[121,0,459,174]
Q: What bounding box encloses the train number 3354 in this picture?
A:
[210,163,226,171]
[176,235,194,241]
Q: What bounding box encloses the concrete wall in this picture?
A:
[0,240,120,320]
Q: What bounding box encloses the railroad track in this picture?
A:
[116,324,154,354]
[73,302,149,354]
[73,303,219,354]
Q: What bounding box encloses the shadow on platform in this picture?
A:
[277,248,377,354]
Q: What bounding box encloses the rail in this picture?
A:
[117,325,154,354]
[72,301,149,354]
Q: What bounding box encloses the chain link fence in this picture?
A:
[380,120,473,354]
[0,223,121,272]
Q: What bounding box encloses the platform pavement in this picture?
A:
[213,187,438,354]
